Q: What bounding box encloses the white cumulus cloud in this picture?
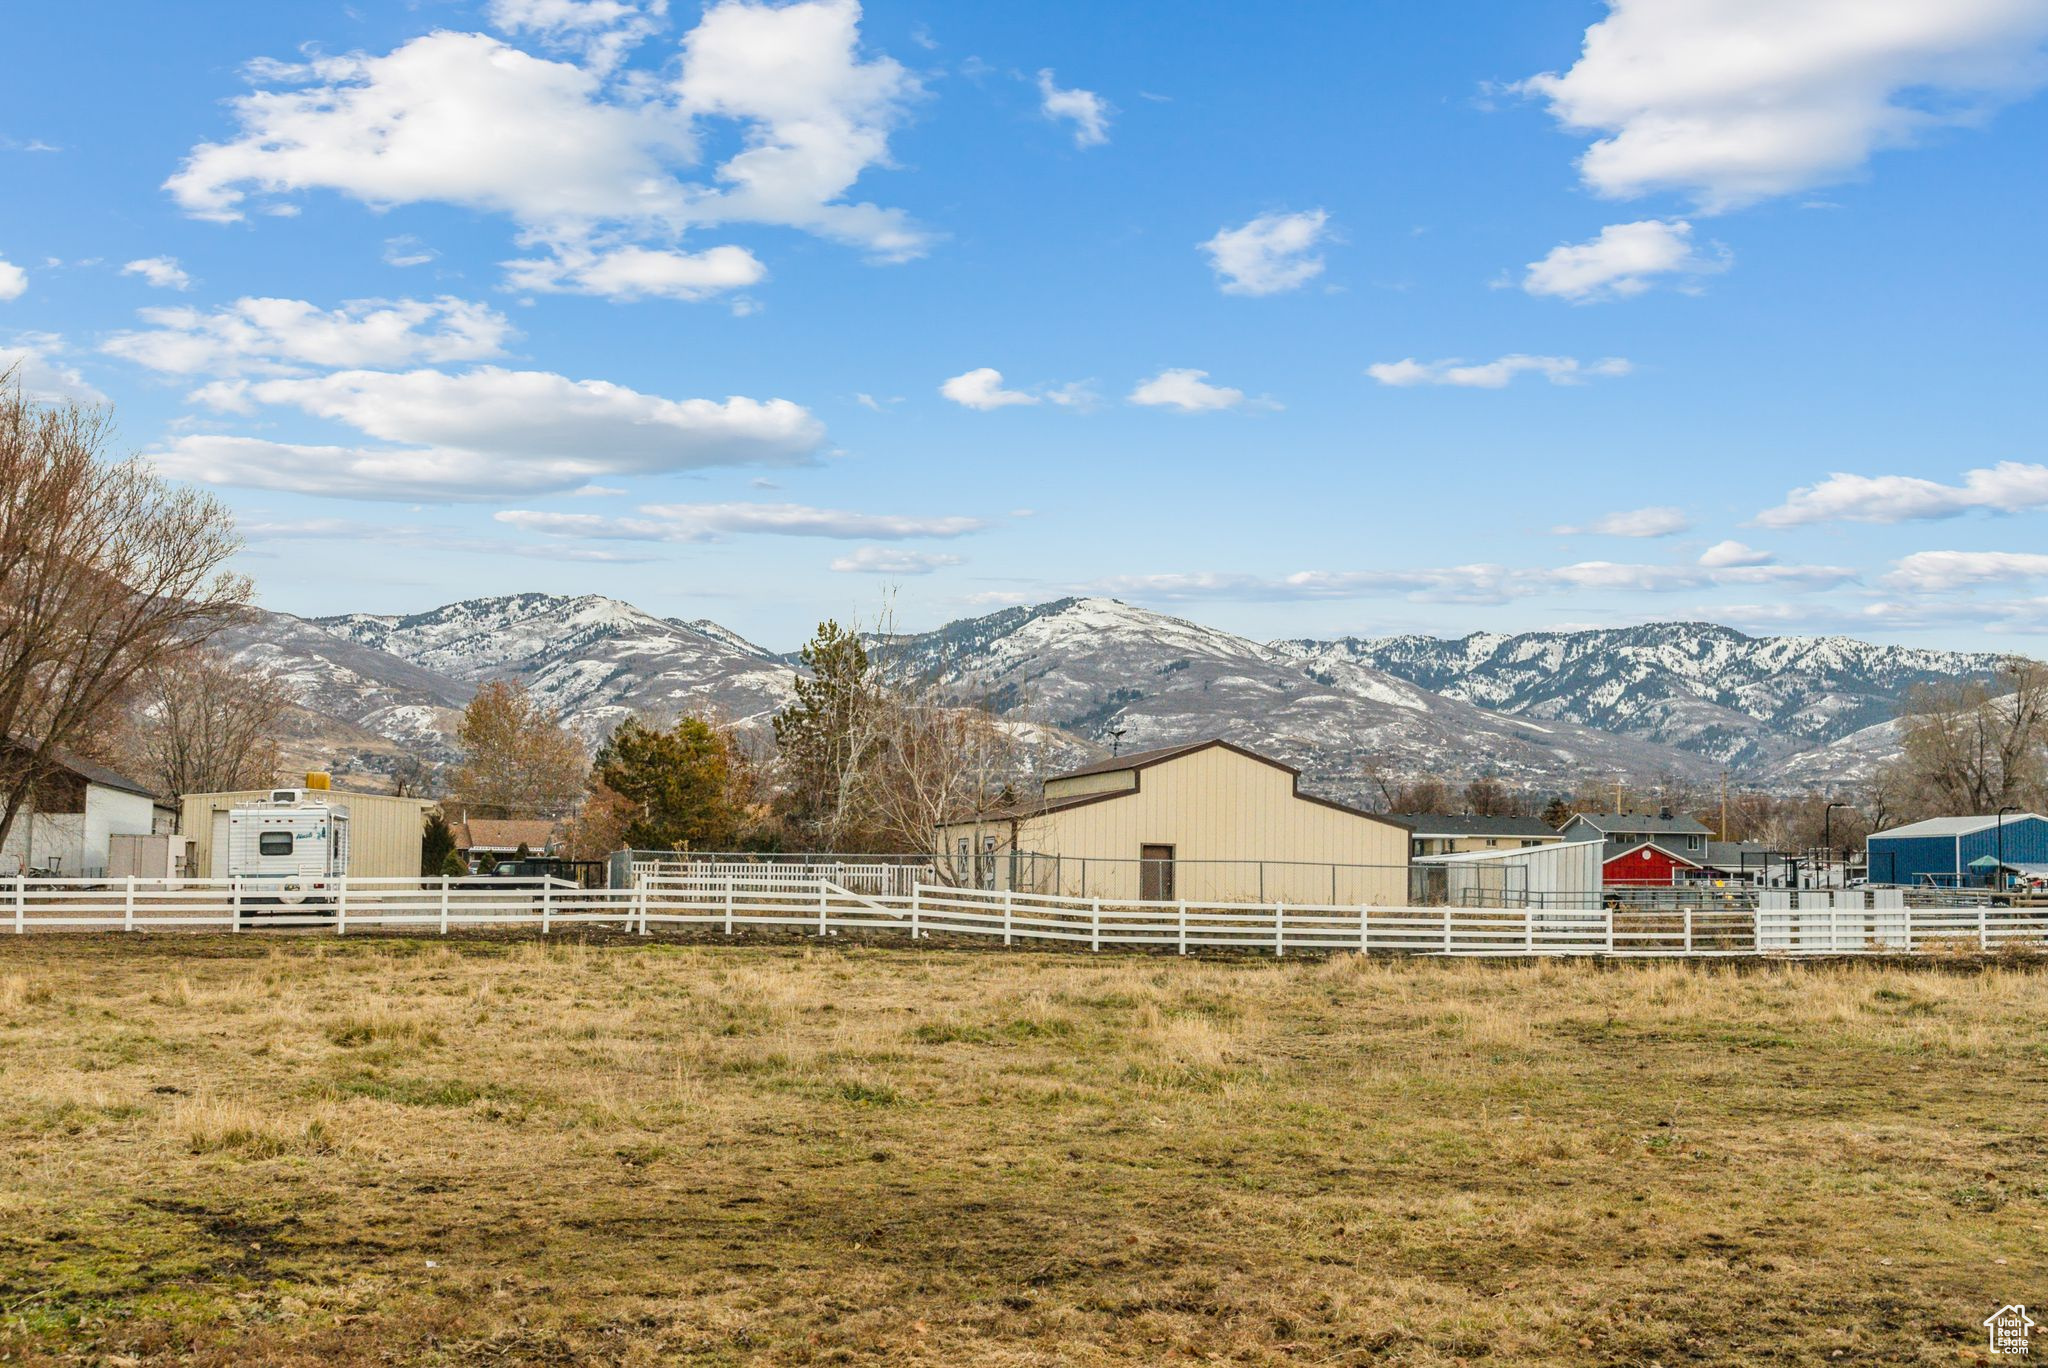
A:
[1885,550,2048,592]
[1755,461,2048,527]
[0,256,25,301]
[486,0,665,74]
[122,257,192,290]
[1037,69,1112,147]
[1519,0,2048,211]
[166,1,927,286]
[1523,219,1729,301]
[159,366,824,499]
[1698,539,1774,568]
[1552,506,1692,538]
[0,336,106,404]
[497,502,985,541]
[939,366,1037,410]
[830,545,964,573]
[1128,367,1248,413]
[102,295,515,376]
[504,242,765,300]
[1200,210,1330,296]
[1368,354,1631,388]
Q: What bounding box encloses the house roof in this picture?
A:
[1051,739,1229,782]
[3,738,160,801]
[1870,813,2046,840]
[454,818,559,852]
[952,737,1410,831]
[1569,811,1714,836]
[1601,839,1703,868]
[1700,841,1777,869]
[1391,813,1561,840]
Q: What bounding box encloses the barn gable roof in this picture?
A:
[1870,813,2047,840]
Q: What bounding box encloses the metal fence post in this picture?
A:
[124,875,135,933]
[440,876,450,935]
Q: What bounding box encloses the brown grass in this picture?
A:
[0,935,2043,1365]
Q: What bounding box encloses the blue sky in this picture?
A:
[4,0,2047,650]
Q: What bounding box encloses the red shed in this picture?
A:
[1602,840,1702,888]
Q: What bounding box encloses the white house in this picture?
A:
[0,746,167,877]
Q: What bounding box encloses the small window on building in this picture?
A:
[1485,838,1498,847]
[258,831,294,856]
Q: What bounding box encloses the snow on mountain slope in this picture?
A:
[889,598,1716,804]
[1281,622,1997,775]
[312,594,796,742]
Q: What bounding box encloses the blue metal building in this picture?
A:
[1866,813,2048,887]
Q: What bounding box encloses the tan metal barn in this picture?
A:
[181,787,437,879]
[936,739,1411,904]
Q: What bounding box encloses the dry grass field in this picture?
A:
[0,935,2043,1366]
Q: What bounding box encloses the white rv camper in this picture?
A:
[224,788,350,902]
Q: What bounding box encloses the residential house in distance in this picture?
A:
[934,739,1411,905]
[0,743,169,877]
[1559,810,1713,860]
[453,818,563,869]
[1601,839,1703,888]
[1393,814,1565,859]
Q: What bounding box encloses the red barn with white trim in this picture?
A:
[1602,840,1702,888]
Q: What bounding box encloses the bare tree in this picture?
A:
[0,372,247,851]
[134,649,287,803]
[1885,656,2048,816]
[447,680,589,819]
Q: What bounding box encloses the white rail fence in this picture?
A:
[4,874,2046,957]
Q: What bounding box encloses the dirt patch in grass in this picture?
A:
[0,936,2042,1365]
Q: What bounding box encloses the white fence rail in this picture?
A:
[5,874,2047,956]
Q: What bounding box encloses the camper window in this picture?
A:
[258,832,295,856]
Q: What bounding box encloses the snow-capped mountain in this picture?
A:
[886,597,1718,803]
[312,594,796,743]
[223,593,1992,797]
[1280,622,1998,770]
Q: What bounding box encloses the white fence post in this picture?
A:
[636,878,649,935]
[1525,907,1534,955]
[1274,902,1285,958]
[1979,904,1989,953]
[1003,889,1014,946]
[541,878,553,935]
[817,878,829,938]
[1178,898,1188,956]
[724,876,735,937]
[13,874,23,934]
[124,875,136,932]
[1090,897,1101,953]
[1359,904,1369,955]
[336,877,349,935]
[440,876,450,935]
[1603,908,1614,955]
[910,884,922,941]
[231,877,243,934]
[1683,908,1693,955]
[1442,906,1452,955]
